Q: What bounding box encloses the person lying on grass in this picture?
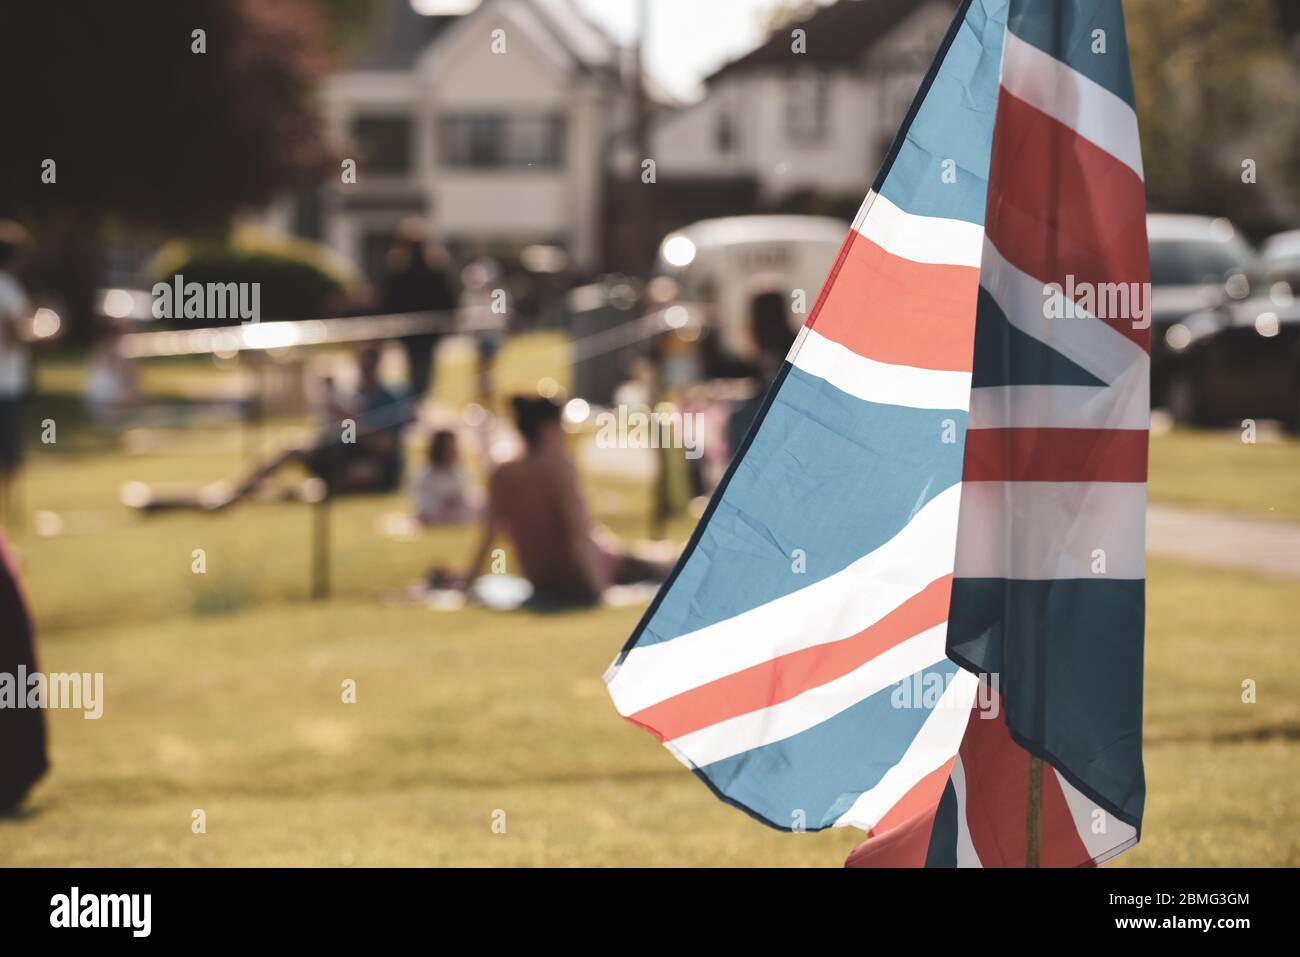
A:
[204,344,407,509]
[449,395,675,604]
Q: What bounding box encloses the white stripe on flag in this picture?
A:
[1000,30,1144,181]
[954,481,1147,580]
[979,240,1150,387]
[832,668,979,831]
[666,623,951,769]
[605,483,963,717]
[950,755,983,867]
[968,366,1149,430]
[1053,767,1139,865]
[792,328,972,410]
[855,190,986,268]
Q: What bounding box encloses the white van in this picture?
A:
[653,215,848,369]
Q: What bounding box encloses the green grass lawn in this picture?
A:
[0,337,1297,866]
[3,554,1295,867]
[1149,426,1300,521]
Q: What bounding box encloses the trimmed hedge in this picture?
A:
[146,226,360,326]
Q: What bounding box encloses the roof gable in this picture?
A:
[343,1,459,71]
[342,0,618,76]
[706,0,959,83]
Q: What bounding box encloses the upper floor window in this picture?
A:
[439,114,566,169]
[784,72,830,145]
[351,114,414,176]
[715,110,736,154]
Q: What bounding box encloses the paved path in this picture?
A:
[1148,504,1300,578]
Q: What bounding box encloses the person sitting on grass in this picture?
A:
[205,345,407,509]
[409,428,481,526]
[451,395,675,604]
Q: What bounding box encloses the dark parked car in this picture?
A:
[1147,214,1258,405]
[1162,293,1300,432]
[1261,229,1300,289]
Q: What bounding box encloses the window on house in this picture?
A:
[439,114,566,169]
[291,191,323,241]
[715,111,736,154]
[351,115,414,176]
[784,72,830,144]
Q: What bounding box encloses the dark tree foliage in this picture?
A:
[1118,0,1299,239]
[0,1,335,230]
[0,0,372,337]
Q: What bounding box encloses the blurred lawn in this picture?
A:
[1148,426,1300,521]
[0,335,1296,865]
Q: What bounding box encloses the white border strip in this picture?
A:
[833,669,979,831]
[606,483,963,716]
[979,240,1149,386]
[1054,767,1139,864]
[968,365,1149,430]
[954,480,1147,579]
[951,756,984,867]
[856,191,986,269]
[1000,30,1144,181]
[793,328,972,411]
[667,624,951,769]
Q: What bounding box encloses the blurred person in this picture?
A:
[182,345,406,510]
[726,290,796,456]
[460,253,509,401]
[0,529,47,813]
[0,221,32,523]
[409,428,481,526]
[85,317,141,423]
[381,217,457,402]
[453,396,675,604]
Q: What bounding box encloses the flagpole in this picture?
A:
[1025,5,1066,871]
[1025,754,1043,866]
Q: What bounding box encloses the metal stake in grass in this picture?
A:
[1025,754,1043,868]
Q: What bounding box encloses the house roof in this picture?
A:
[705,0,959,84]
[530,0,619,73]
[341,0,621,75]
[344,1,460,70]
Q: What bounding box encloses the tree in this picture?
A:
[1126,0,1300,238]
[0,0,371,337]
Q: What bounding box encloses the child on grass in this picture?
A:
[410,429,481,526]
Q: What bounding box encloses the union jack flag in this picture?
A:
[606,0,1147,867]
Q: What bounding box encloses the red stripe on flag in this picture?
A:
[844,806,942,867]
[844,759,957,868]
[807,231,980,373]
[959,699,1092,867]
[985,88,1151,353]
[963,428,1148,482]
[871,758,957,837]
[628,575,954,744]
[1040,762,1097,868]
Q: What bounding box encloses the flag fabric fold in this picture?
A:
[606,0,1147,867]
[934,0,1150,866]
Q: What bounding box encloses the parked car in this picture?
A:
[1162,292,1300,432]
[1147,214,1258,405]
[1261,228,1300,288]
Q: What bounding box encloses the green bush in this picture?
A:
[146,226,361,326]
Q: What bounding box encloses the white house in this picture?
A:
[271,0,963,278]
[650,0,959,208]
[286,0,634,278]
